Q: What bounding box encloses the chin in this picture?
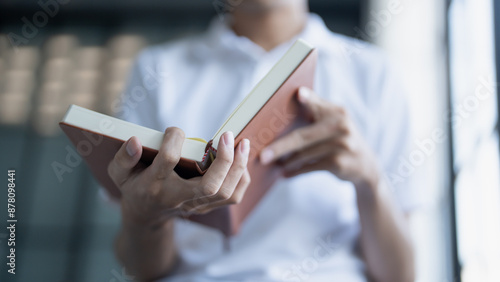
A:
[237,0,303,11]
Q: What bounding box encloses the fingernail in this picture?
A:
[126,138,138,157]
[240,139,250,154]
[260,148,274,165]
[298,87,310,103]
[223,131,234,147]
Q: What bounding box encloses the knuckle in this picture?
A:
[217,189,233,201]
[227,197,238,205]
[231,193,244,205]
[336,106,347,118]
[234,160,247,171]
[337,120,351,135]
[154,154,179,179]
[241,172,251,185]
[107,162,117,179]
[107,161,125,186]
[150,181,164,197]
[218,155,234,167]
[243,174,251,186]
[325,119,338,132]
[114,150,131,169]
[341,137,355,152]
[162,151,180,165]
[202,183,219,197]
[191,192,210,207]
[330,154,341,168]
[337,138,348,150]
[166,126,185,138]
[155,163,170,179]
[291,130,305,147]
[143,185,161,201]
[191,184,206,198]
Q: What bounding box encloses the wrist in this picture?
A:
[121,200,176,231]
[353,170,384,203]
[351,150,383,195]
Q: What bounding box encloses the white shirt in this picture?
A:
[119,14,419,282]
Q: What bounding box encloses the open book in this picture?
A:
[60,39,317,236]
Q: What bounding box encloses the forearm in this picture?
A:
[355,181,415,282]
[115,207,177,281]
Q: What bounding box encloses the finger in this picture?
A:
[260,88,350,166]
[283,156,333,178]
[150,127,185,179]
[107,136,143,187]
[260,122,332,165]
[199,131,234,197]
[227,168,251,204]
[297,87,326,121]
[189,169,251,215]
[211,139,250,201]
[281,141,338,171]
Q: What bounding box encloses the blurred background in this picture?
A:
[0,0,499,281]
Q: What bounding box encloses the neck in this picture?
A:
[230,1,308,51]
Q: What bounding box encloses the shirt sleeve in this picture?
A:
[372,63,423,213]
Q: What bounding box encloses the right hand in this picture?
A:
[107,127,251,227]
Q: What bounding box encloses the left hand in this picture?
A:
[259,87,381,190]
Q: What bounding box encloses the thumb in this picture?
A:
[107,136,143,187]
[297,87,325,120]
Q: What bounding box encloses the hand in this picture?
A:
[260,87,380,190]
[108,128,251,227]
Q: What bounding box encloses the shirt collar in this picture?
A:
[193,13,334,60]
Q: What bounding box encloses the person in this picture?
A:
[107,0,419,281]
